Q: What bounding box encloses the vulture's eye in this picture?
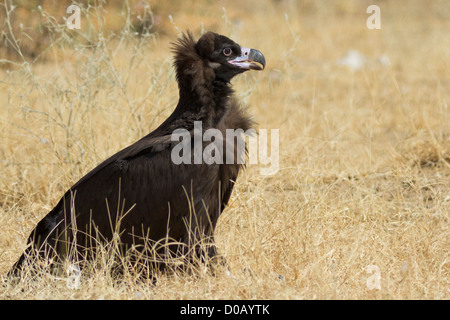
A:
[223,48,232,56]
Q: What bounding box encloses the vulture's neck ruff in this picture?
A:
[170,31,265,128]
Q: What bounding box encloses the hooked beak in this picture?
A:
[228,47,266,71]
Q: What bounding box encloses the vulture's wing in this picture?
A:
[26,134,231,252]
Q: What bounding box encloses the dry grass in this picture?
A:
[1,0,449,299]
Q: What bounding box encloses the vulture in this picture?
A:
[9,31,265,277]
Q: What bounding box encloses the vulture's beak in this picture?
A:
[228,47,266,71]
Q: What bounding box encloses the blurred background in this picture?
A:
[1,0,449,68]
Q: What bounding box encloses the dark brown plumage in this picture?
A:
[9,31,265,277]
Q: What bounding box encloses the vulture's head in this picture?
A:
[195,32,266,82]
[172,31,266,86]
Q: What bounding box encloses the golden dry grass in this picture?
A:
[0,0,449,299]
